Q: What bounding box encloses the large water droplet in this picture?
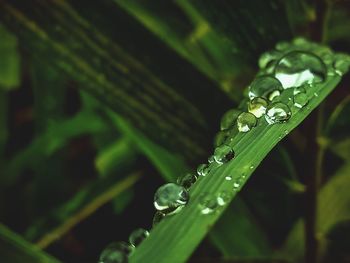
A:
[248,97,268,118]
[274,51,327,88]
[99,242,132,263]
[198,194,218,215]
[129,228,149,248]
[220,109,241,131]
[248,76,283,99]
[294,93,308,108]
[197,163,211,177]
[265,102,292,124]
[237,112,257,132]
[177,173,198,189]
[154,183,189,215]
[214,145,235,164]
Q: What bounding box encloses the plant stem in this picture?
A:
[305,0,331,262]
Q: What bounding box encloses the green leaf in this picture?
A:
[0,23,20,89]
[0,223,60,263]
[281,163,350,262]
[129,70,344,263]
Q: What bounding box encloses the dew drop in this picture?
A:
[198,194,218,215]
[154,183,189,215]
[250,165,255,169]
[177,173,198,189]
[208,155,215,163]
[314,92,318,97]
[237,112,257,132]
[225,175,233,181]
[214,130,231,147]
[248,76,283,99]
[129,228,149,248]
[217,191,230,206]
[248,97,268,118]
[333,54,350,76]
[274,51,327,88]
[99,242,132,263]
[267,89,281,101]
[214,144,235,164]
[220,109,241,130]
[197,163,211,177]
[293,85,307,95]
[259,50,281,69]
[265,102,292,124]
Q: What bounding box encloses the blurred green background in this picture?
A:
[0,0,350,262]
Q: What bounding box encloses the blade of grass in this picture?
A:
[129,74,343,263]
[0,223,60,263]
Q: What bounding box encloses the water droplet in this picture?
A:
[154,183,189,215]
[333,54,350,76]
[267,89,281,101]
[177,173,198,189]
[248,76,283,99]
[237,112,257,132]
[214,130,230,147]
[274,51,327,88]
[248,97,268,118]
[293,85,307,95]
[208,155,215,163]
[313,92,318,97]
[129,228,149,248]
[214,145,235,164]
[152,211,165,227]
[220,109,241,130]
[197,163,211,177]
[225,175,232,181]
[250,165,255,169]
[99,242,132,263]
[217,191,230,206]
[198,194,218,215]
[265,102,292,124]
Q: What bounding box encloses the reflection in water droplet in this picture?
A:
[225,175,232,181]
[249,76,283,99]
[237,112,257,132]
[248,97,268,118]
[267,89,281,101]
[259,50,281,69]
[265,102,292,124]
[217,191,230,206]
[293,85,307,95]
[274,51,327,88]
[197,163,211,177]
[208,155,215,163]
[220,109,241,131]
[214,145,235,164]
[177,173,197,189]
[99,242,132,263]
[129,228,149,248]
[314,92,318,97]
[198,194,218,215]
[250,165,255,169]
[154,183,189,215]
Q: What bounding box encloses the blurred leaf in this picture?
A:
[281,163,350,262]
[210,197,272,258]
[0,223,60,263]
[108,112,188,182]
[325,95,350,138]
[329,137,350,161]
[0,23,20,89]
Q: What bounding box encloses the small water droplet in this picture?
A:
[294,92,309,109]
[152,211,165,227]
[217,191,230,206]
[248,97,268,118]
[197,163,211,177]
[208,155,215,163]
[313,92,318,97]
[214,145,235,164]
[274,51,327,88]
[250,165,255,169]
[249,76,283,99]
[99,242,132,263]
[265,102,292,124]
[333,54,350,76]
[220,109,241,130]
[177,173,198,189]
[237,112,257,132]
[129,228,149,248]
[154,183,189,215]
[225,175,232,181]
[198,194,218,215]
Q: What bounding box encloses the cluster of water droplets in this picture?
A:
[98,38,349,262]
